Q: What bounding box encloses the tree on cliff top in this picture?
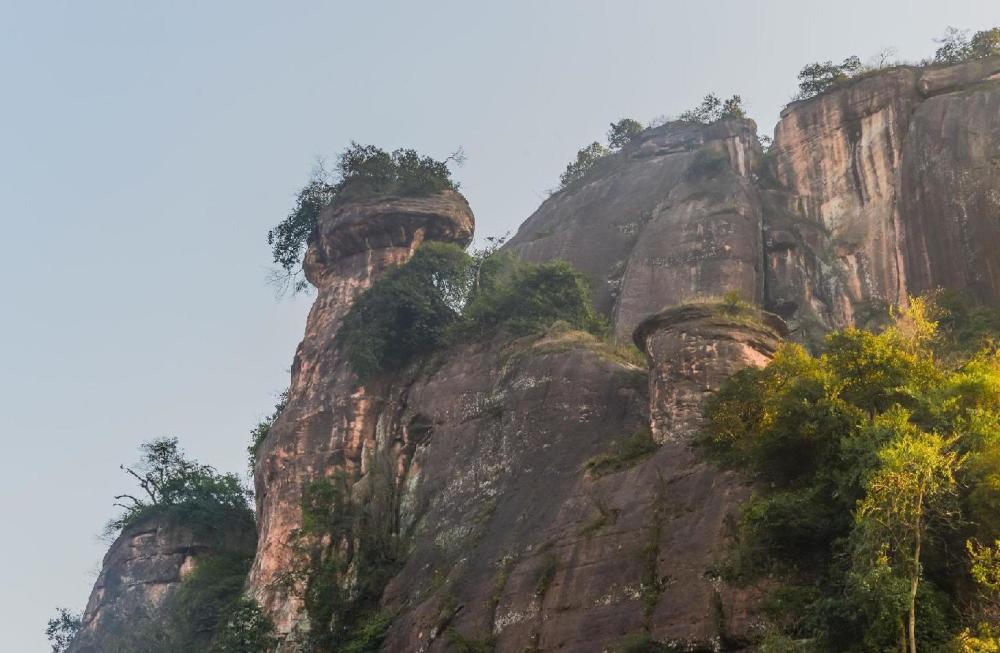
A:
[794,56,863,100]
[268,143,462,295]
[934,26,1000,65]
[106,437,252,536]
[678,93,747,123]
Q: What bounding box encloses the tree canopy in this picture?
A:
[338,241,606,382]
[702,296,1000,651]
[107,437,253,537]
[268,143,461,294]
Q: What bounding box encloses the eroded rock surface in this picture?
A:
[249,191,475,637]
[67,513,256,653]
[507,120,765,340]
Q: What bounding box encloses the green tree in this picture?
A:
[559,141,611,188]
[934,27,1000,64]
[107,437,252,536]
[794,56,863,99]
[268,144,460,294]
[853,430,960,653]
[679,93,747,123]
[45,608,81,653]
[607,118,644,149]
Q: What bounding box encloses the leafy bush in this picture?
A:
[212,598,278,653]
[106,437,253,539]
[934,26,1000,65]
[679,93,747,123]
[584,429,658,477]
[794,56,863,100]
[702,295,1000,650]
[559,141,611,188]
[268,144,460,293]
[339,241,606,382]
[460,257,607,340]
[607,118,644,149]
[293,455,402,651]
[339,242,473,382]
[45,608,81,653]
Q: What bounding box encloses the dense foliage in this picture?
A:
[678,93,747,123]
[794,56,864,99]
[339,241,606,381]
[607,118,644,150]
[934,27,1000,65]
[268,143,460,294]
[106,437,253,538]
[290,455,401,652]
[702,296,1000,651]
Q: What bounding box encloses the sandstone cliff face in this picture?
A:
[766,55,1000,339]
[69,55,1000,653]
[249,192,475,636]
[507,120,764,340]
[508,57,1000,346]
[68,513,256,653]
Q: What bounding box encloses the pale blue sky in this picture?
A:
[2,1,996,650]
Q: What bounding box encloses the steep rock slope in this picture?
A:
[249,192,475,635]
[67,513,256,653]
[507,120,765,340]
[509,57,1000,345]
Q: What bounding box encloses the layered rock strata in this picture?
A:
[67,513,256,653]
[248,192,474,637]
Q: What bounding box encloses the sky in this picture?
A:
[1,1,997,649]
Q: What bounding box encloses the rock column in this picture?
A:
[634,304,786,443]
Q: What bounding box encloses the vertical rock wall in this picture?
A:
[248,192,474,638]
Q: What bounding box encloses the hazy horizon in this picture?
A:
[3,1,997,650]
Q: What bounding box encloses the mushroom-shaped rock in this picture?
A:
[304,190,474,287]
[634,304,787,443]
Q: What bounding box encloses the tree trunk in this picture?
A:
[909,526,922,653]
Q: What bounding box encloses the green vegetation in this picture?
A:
[446,629,496,653]
[339,240,606,382]
[247,389,288,472]
[268,143,461,294]
[288,451,402,652]
[701,295,1000,651]
[584,429,658,477]
[934,26,1000,65]
[559,141,611,188]
[615,632,670,653]
[45,608,81,653]
[106,437,253,539]
[608,118,644,149]
[679,93,747,123]
[794,56,863,100]
[557,116,644,189]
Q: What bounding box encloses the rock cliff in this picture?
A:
[68,55,1000,652]
[67,513,256,653]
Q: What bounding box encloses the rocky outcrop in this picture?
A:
[508,57,1000,347]
[507,120,765,340]
[765,56,1000,340]
[67,512,256,653]
[249,191,474,637]
[65,53,1000,653]
[635,304,787,443]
